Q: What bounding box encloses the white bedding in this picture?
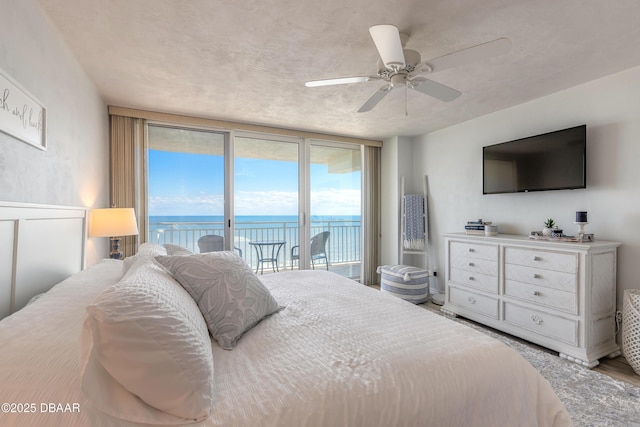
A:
[0,260,572,426]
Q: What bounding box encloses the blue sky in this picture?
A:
[148,150,361,216]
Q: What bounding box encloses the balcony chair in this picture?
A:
[291,231,330,270]
[197,234,242,257]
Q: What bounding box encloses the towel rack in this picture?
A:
[399,176,437,302]
[400,175,428,259]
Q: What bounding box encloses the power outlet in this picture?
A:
[615,310,623,335]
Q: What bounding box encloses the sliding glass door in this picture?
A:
[233,135,299,274]
[145,124,365,281]
[147,125,227,252]
[309,143,361,278]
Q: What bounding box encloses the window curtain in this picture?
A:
[361,145,381,286]
[109,114,146,258]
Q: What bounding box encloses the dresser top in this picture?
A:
[443,232,621,250]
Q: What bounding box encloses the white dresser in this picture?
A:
[441,233,621,368]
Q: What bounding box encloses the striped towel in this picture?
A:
[403,194,425,250]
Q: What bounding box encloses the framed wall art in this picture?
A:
[0,67,46,150]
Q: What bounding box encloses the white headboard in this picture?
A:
[0,201,87,319]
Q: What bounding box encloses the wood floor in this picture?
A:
[594,354,640,387]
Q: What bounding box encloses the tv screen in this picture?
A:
[483,125,586,194]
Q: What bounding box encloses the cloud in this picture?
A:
[149,194,224,216]
[234,190,298,215]
[149,189,361,216]
[310,189,361,215]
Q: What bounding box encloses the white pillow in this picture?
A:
[123,242,168,273]
[80,257,214,424]
[137,242,168,256]
[155,251,283,350]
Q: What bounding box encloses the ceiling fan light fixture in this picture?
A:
[390,74,406,87]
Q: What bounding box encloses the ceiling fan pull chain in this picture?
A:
[405,84,408,116]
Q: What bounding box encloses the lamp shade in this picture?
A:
[89,208,139,237]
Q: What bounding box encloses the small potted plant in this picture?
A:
[542,218,555,236]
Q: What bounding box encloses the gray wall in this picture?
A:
[1,0,110,263]
[380,65,640,315]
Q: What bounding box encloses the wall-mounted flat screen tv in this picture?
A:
[483,125,586,195]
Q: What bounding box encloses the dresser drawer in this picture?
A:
[504,247,578,273]
[448,286,499,319]
[450,256,497,276]
[503,302,578,346]
[450,268,499,293]
[450,241,498,262]
[504,264,577,292]
[504,280,577,314]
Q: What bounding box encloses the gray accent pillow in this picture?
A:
[155,252,283,350]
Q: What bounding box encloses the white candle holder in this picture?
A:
[574,221,588,242]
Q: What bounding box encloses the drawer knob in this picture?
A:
[533,274,541,279]
[533,256,542,261]
[467,296,477,304]
[468,276,475,281]
[468,262,475,267]
[468,248,475,252]
[532,290,541,296]
[531,314,544,325]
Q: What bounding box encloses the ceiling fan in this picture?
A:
[305,25,512,113]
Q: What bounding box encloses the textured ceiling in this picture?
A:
[37,0,640,140]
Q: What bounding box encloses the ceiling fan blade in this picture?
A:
[408,77,461,102]
[358,84,393,113]
[305,76,379,87]
[413,37,512,75]
[369,25,406,69]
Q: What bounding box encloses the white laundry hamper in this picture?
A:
[377,265,429,304]
[622,289,640,375]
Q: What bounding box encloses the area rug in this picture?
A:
[422,305,640,426]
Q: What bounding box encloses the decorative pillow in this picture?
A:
[122,256,139,274]
[123,242,168,273]
[155,252,283,350]
[137,242,168,257]
[164,243,194,256]
[80,257,214,424]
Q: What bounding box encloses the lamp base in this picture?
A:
[109,237,123,260]
[574,222,589,242]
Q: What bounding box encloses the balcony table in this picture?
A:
[249,240,286,274]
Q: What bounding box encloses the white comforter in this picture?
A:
[0,260,572,426]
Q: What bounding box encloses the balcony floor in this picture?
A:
[256,261,361,281]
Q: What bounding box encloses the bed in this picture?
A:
[0,203,571,426]
[0,256,572,426]
[0,201,86,319]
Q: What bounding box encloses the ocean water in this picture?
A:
[149,215,361,262]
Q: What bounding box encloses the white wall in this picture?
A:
[380,136,414,267]
[0,0,110,263]
[409,65,640,311]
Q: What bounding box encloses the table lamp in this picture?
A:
[90,208,139,259]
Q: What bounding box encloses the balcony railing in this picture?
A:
[149,219,361,272]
